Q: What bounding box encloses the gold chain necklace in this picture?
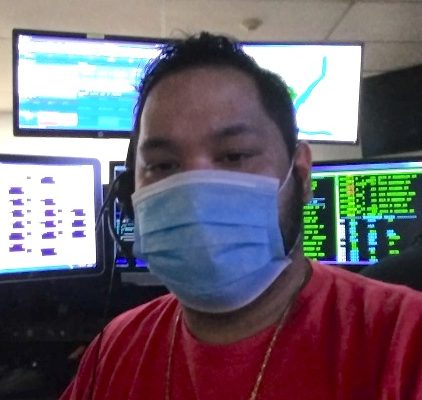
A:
[165,269,309,400]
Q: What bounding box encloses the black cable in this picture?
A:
[95,174,124,232]
[82,167,142,398]
[87,173,132,399]
[107,207,131,262]
[102,207,119,321]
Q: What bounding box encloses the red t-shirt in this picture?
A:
[61,262,422,400]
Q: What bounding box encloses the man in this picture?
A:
[61,33,422,399]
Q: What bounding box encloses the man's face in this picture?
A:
[135,66,311,247]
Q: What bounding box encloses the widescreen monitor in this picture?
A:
[13,29,168,138]
[241,42,362,143]
[13,31,362,143]
[303,158,422,266]
[0,154,103,283]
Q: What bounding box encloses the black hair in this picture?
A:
[126,32,298,170]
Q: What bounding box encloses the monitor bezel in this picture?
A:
[240,40,364,145]
[312,155,422,170]
[0,153,104,283]
[12,28,170,139]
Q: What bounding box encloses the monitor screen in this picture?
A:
[241,42,362,143]
[13,29,167,138]
[0,154,103,282]
[109,161,147,269]
[303,158,422,266]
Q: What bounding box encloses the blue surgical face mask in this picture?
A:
[131,168,295,313]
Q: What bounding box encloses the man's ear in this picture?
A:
[293,141,313,203]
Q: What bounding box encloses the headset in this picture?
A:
[114,166,135,221]
[113,116,138,221]
[88,129,138,400]
[94,132,137,268]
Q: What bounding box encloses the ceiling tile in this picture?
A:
[0,0,164,38]
[363,42,422,74]
[330,2,422,41]
[0,0,420,113]
[163,0,350,41]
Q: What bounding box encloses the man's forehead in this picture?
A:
[136,65,288,157]
[143,65,260,104]
[140,67,264,129]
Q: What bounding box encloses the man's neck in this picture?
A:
[181,254,312,344]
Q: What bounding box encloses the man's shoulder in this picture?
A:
[297,261,422,359]
[307,260,422,317]
[103,293,178,341]
[311,260,421,294]
[292,262,422,398]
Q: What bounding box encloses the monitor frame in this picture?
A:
[12,28,169,139]
[0,153,104,283]
[312,155,422,173]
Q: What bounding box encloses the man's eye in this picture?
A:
[145,161,179,173]
[221,152,254,163]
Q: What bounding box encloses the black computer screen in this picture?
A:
[0,154,103,282]
[109,161,147,269]
[303,158,422,266]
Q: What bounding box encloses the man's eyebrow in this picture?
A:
[213,123,257,139]
[139,124,256,152]
[139,137,176,152]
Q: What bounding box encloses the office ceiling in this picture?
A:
[0,0,421,112]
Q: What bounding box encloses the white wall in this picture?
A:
[310,142,361,161]
[2,111,420,183]
[0,112,422,184]
[0,111,365,183]
[0,112,129,184]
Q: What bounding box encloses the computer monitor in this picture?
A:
[14,31,362,143]
[360,65,422,157]
[303,157,422,266]
[241,42,362,144]
[0,154,103,283]
[108,161,162,286]
[109,161,147,269]
[13,29,168,138]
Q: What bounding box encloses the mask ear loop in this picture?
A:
[277,156,302,257]
[286,231,302,257]
[277,161,295,196]
[277,140,301,196]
